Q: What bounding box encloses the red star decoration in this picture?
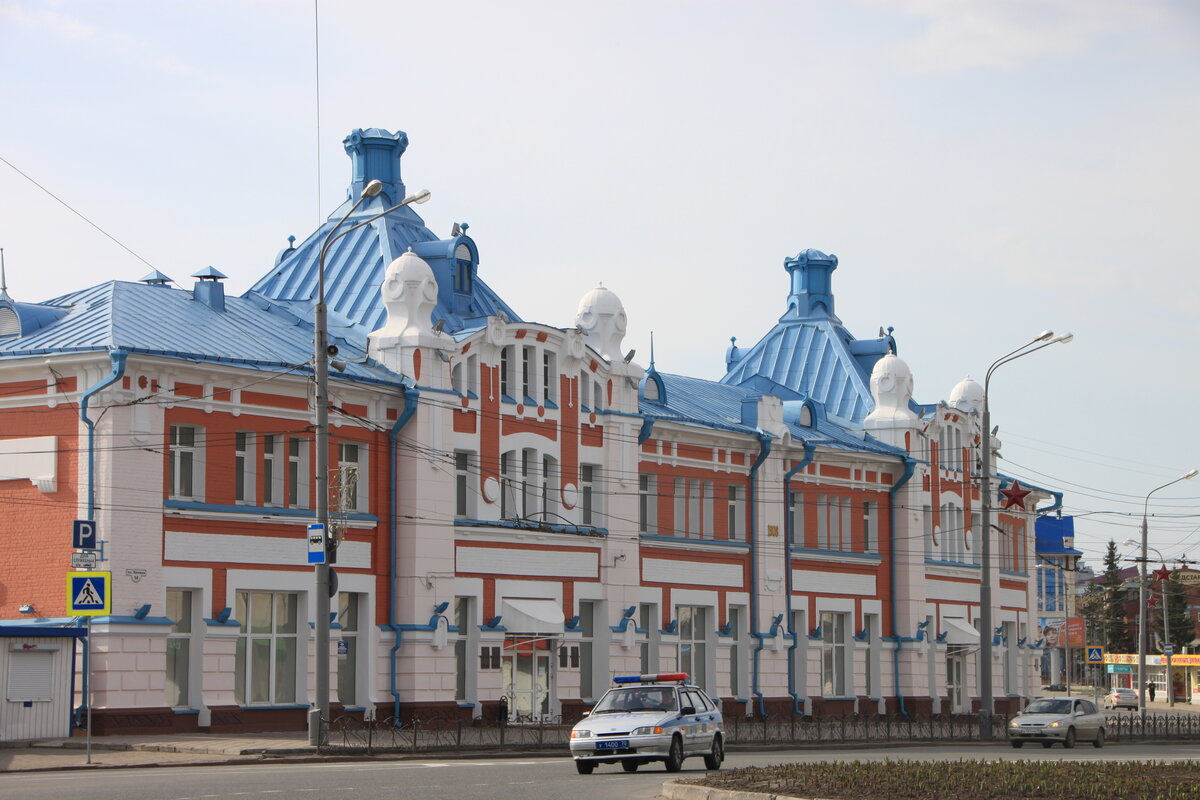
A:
[1152,565,1172,582]
[999,480,1031,510]
[1148,594,1160,608]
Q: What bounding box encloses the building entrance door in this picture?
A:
[502,639,552,722]
[946,650,966,713]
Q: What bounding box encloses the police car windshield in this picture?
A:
[593,687,678,714]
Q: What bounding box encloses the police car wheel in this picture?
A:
[703,736,724,770]
[664,737,684,772]
[622,761,639,772]
[575,760,595,775]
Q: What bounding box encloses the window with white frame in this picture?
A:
[579,600,596,701]
[864,613,880,698]
[540,454,557,520]
[455,451,475,518]
[466,354,479,397]
[500,451,517,520]
[817,495,851,551]
[820,610,847,697]
[677,605,708,691]
[337,592,363,707]
[791,609,808,700]
[789,489,806,546]
[455,596,477,703]
[500,346,515,400]
[520,449,536,518]
[542,351,557,404]
[235,432,254,504]
[728,606,743,697]
[451,361,463,394]
[580,464,600,525]
[165,588,194,708]
[169,425,202,500]
[638,603,659,674]
[639,473,657,533]
[862,501,878,553]
[817,494,828,549]
[287,437,307,507]
[579,369,590,409]
[262,434,280,505]
[727,483,744,541]
[592,378,604,411]
[923,504,933,558]
[235,591,299,705]
[521,345,536,402]
[336,441,367,513]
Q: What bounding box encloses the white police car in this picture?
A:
[568,673,725,774]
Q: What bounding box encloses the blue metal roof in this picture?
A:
[0,280,406,387]
[721,249,896,424]
[251,128,520,336]
[641,372,900,458]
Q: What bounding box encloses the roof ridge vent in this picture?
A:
[139,269,174,286]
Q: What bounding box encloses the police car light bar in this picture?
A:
[613,672,689,684]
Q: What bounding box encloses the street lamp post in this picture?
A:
[308,180,431,745]
[1124,538,1176,708]
[1133,472,1196,719]
[978,331,1072,739]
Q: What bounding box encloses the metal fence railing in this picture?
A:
[315,711,1200,754]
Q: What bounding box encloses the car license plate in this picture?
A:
[595,739,629,750]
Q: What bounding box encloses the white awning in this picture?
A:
[500,598,564,634]
[942,618,980,645]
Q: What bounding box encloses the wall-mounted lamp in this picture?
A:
[18,604,35,614]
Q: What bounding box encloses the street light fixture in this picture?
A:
[978,330,1073,739]
[309,180,432,745]
[1135,469,1198,718]
[1124,538,1178,708]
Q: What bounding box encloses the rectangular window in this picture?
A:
[864,613,879,698]
[466,354,479,397]
[579,600,595,701]
[593,379,604,411]
[788,489,804,546]
[638,603,659,674]
[862,501,877,553]
[455,451,474,518]
[165,589,193,708]
[541,455,557,518]
[235,591,298,705]
[816,494,828,549]
[820,610,847,697]
[581,464,599,525]
[235,432,254,504]
[579,369,590,410]
[287,437,303,507]
[337,592,361,707]
[337,442,362,513]
[702,481,713,538]
[500,451,517,520]
[728,606,742,697]
[542,351,557,404]
[674,477,686,536]
[923,504,933,558]
[455,597,472,702]
[639,474,657,533]
[677,605,708,691]
[262,434,278,505]
[839,497,852,551]
[500,346,513,399]
[169,425,199,499]
[522,346,536,402]
[521,449,534,518]
[687,479,700,537]
[727,484,743,541]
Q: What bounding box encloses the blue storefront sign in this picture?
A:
[1107,664,1132,674]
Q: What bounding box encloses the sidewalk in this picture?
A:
[0,731,318,773]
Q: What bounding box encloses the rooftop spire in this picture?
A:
[0,248,9,301]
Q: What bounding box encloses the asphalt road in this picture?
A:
[3,742,1199,800]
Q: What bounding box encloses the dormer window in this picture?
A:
[0,307,17,337]
[453,243,474,294]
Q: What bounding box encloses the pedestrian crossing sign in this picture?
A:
[67,571,111,616]
[1086,646,1104,663]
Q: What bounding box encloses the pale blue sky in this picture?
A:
[1,0,1197,567]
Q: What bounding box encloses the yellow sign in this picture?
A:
[66,571,111,616]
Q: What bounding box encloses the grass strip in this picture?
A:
[687,759,1200,800]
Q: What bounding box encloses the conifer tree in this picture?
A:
[1101,540,1134,653]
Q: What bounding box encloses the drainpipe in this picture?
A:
[888,457,916,716]
[747,432,772,717]
[76,348,127,727]
[1036,490,1063,516]
[80,349,129,518]
[387,386,420,721]
[784,442,816,715]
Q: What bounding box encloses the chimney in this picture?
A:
[192,266,227,312]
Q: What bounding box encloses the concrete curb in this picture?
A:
[662,781,816,800]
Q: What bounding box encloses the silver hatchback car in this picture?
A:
[569,673,724,774]
[1007,697,1106,748]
